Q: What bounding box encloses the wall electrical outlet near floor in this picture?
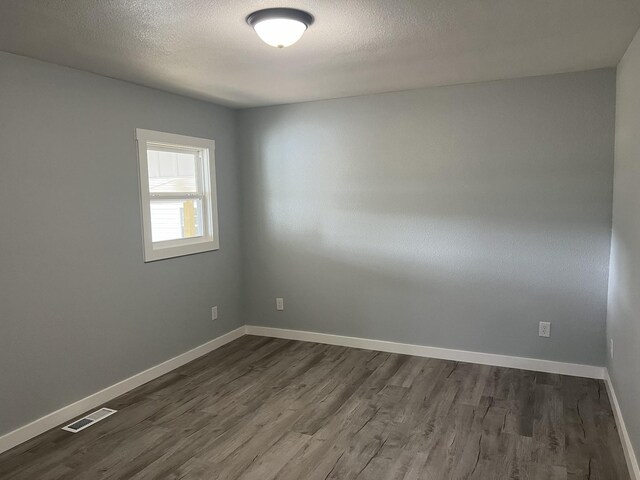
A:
[211,306,218,320]
[276,298,284,311]
[539,321,551,338]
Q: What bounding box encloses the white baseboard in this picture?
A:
[245,325,605,379]
[0,326,245,455]
[0,324,614,462]
[605,370,640,480]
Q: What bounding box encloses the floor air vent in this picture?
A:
[62,408,117,433]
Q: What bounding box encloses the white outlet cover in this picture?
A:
[276,298,284,311]
[538,321,551,338]
[610,338,614,359]
[211,306,218,320]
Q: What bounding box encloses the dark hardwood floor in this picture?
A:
[0,335,630,479]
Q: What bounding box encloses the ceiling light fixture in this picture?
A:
[247,8,314,48]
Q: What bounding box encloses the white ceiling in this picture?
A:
[1,0,639,108]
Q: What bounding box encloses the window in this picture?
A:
[136,129,219,262]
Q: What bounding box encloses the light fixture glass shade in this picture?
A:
[247,8,314,48]
[253,18,307,48]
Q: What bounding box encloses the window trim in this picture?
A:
[136,129,219,262]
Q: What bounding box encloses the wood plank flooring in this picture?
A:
[0,336,630,479]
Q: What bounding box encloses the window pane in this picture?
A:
[147,149,198,193]
[150,199,203,242]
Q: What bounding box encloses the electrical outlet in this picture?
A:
[211,306,218,320]
[539,321,551,338]
[610,338,614,359]
[276,298,284,311]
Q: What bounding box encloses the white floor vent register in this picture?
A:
[62,408,117,433]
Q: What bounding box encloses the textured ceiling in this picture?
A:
[0,0,639,108]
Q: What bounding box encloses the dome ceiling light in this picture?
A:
[247,8,314,48]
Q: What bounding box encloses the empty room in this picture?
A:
[1,1,639,479]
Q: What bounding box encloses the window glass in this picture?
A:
[150,199,203,242]
[147,150,198,193]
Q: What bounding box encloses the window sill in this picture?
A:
[143,238,219,262]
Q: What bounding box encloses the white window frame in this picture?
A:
[136,129,219,262]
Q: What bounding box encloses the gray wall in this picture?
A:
[0,53,243,435]
[0,52,620,440]
[608,27,640,462]
[239,69,616,367]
